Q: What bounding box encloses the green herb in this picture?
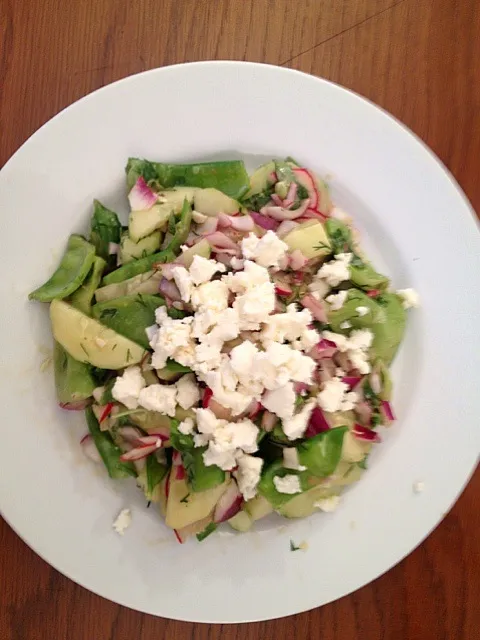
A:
[375,294,389,306]
[196,522,217,542]
[126,348,132,362]
[80,343,89,357]
[314,242,331,252]
[180,493,190,504]
[168,214,177,236]
[244,189,274,212]
[296,184,309,201]
[112,343,117,351]
[146,501,151,508]
[290,540,301,552]
[100,308,118,320]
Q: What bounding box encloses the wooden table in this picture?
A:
[1,1,479,638]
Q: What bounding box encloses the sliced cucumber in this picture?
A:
[95,270,163,303]
[244,161,275,198]
[193,188,240,216]
[176,238,211,268]
[283,221,331,260]
[119,231,162,264]
[228,510,253,532]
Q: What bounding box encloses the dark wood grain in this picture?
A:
[0,0,479,638]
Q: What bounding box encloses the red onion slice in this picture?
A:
[300,294,328,323]
[249,211,280,231]
[305,406,331,438]
[353,423,381,442]
[128,176,158,211]
[214,482,243,523]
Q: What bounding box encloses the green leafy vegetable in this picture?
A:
[85,407,136,479]
[146,454,168,497]
[258,460,310,508]
[53,341,96,405]
[196,522,217,542]
[296,427,348,477]
[90,200,122,269]
[69,256,106,315]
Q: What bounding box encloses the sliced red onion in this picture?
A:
[294,382,309,394]
[355,401,373,425]
[214,482,243,523]
[381,400,395,423]
[289,249,308,271]
[260,198,310,221]
[117,426,143,443]
[282,181,298,208]
[342,376,362,389]
[249,211,279,231]
[59,398,92,411]
[156,262,180,280]
[218,213,254,232]
[292,168,319,209]
[300,294,328,323]
[159,277,182,302]
[120,442,159,461]
[204,231,241,255]
[261,410,277,432]
[135,435,163,448]
[80,434,102,462]
[108,242,120,255]
[353,423,381,443]
[217,213,233,228]
[270,194,284,206]
[305,407,330,438]
[276,220,298,238]
[302,208,328,220]
[247,400,262,419]
[196,216,218,235]
[214,252,233,267]
[128,176,157,211]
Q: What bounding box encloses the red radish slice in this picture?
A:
[248,400,262,420]
[305,407,330,438]
[302,208,328,220]
[80,434,102,462]
[146,427,170,441]
[117,426,143,442]
[159,277,182,301]
[172,450,182,466]
[282,181,298,208]
[175,465,186,480]
[174,529,183,544]
[275,284,293,297]
[128,176,157,210]
[289,249,308,270]
[202,387,213,408]
[120,443,159,461]
[355,400,373,425]
[269,171,277,183]
[353,423,381,443]
[367,289,381,298]
[300,294,328,323]
[261,410,277,432]
[59,399,92,411]
[99,402,114,423]
[342,376,362,389]
[292,168,319,210]
[135,435,163,447]
[294,382,309,394]
[250,212,280,231]
[213,482,243,523]
[174,516,212,543]
[381,400,395,423]
[260,199,310,221]
[276,220,298,237]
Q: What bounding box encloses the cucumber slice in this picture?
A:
[193,188,240,216]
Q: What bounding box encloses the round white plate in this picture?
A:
[0,62,478,623]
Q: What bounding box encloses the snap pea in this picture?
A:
[53,341,96,406]
[328,289,385,333]
[371,293,406,364]
[126,158,250,199]
[70,256,106,315]
[92,293,163,349]
[101,199,192,285]
[258,460,311,509]
[29,235,96,302]
[85,406,136,479]
[196,522,217,542]
[296,427,348,477]
[90,200,122,270]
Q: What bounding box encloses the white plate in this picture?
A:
[0,62,478,623]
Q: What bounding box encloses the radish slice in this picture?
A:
[381,400,395,423]
[174,516,212,543]
[342,376,362,389]
[294,382,309,394]
[305,407,330,438]
[213,482,243,523]
[59,399,92,411]
[367,289,381,298]
[309,338,338,361]
[117,426,143,443]
[282,181,298,208]
[146,427,170,441]
[260,199,310,221]
[128,176,157,211]
[135,435,163,447]
[202,387,213,408]
[292,168,319,210]
[248,400,262,420]
[249,212,279,231]
[353,423,381,443]
[355,400,373,425]
[120,442,159,461]
[289,249,308,270]
[175,465,186,480]
[80,434,101,462]
[276,220,298,238]
[261,410,277,432]
[300,294,328,323]
[108,242,120,255]
[275,284,293,297]
[99,402,114,423]
[302,208,328,221]
[159,277,182,301]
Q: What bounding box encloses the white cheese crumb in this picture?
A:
[178,417,195,435]
[176,373,200,410]
[113,508,131,535]
[241,230,288,268]
[112,366,146,410]
[283,447,307,471]
[262,382,296,420]
[397,288,420,309]
[339,321,352,330]
[188,255,226,285]
[138,384,177,417]
[282,399,316,441]
[171,265,194,303]
[413,481,425,494]
[356,306,369,316]
[316,253,352,286]
[326,290,348,311]
[315,495,341,512]
[234,454,263,501]
[273,474,302,494]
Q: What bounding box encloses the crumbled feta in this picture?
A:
[113,508,131,535]
[260,304,319,351]
[234,454,263,501]
[191,279,230,313]
[339,321,352,330]
[282,399,316,441]
[205,307,240,346]
[189,255,226,285]
[138,384,177,416]
[178,417,195,435]
[176,373,200,410]
[413,481,425,494]
[204,369,253,415]
[356,306,369,317]
[326,290,348,311]
[150,308,195,369]
[171,265,193,303]
[192,210,208,223]
[283,447,307,471]
[273,474,302,494]
[397,288,420,309]
[322,329,373,375]
[315,495,341,512]
[112,366,145,409]
[262,382,296,419]
[317,377,358,413]
[241,230,288,268]
[308,279,331,300]
[316,253,352,286]
[230,257,245,270]
[233,281,275,330]
[225,259,271,292]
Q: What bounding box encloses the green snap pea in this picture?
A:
[85,407,136,479]
[90,200,122,270]
[29,235,96,302]
[53,341,96,406]
[70,256,106,315]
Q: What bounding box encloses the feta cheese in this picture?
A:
[198,410,259,471]
[283,447,307,471]
[195,408,221,436]
[225,260,271,293]
[308,278,331,300]
[273,474,302,494]
[112,366,145,409]
[205,307,240,346]
[316,253,352,287]
[171,265,193,302]
[112,508,131,535]
[413,481,425,494]
[315,495,341,512]
[189,255,226,285]
[178,417,195,435]
[322,329,373,375]
[397,288,420,309]
[317,377,351,413]
[191,280,229,313]
[339,321,352,330]
[150,311,195,369]
[326,290,348,311]
[241,230,288,268]
[234,454,263,501]
[282,399,316,441]
[356,306,369,317]
[260,304,318,351]
[138,384,177,417]
[262,382,296,419]
[176,373,200,410]
[203,369,253,415]
[233,281,275,329]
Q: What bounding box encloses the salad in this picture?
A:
[29,157,418,543]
